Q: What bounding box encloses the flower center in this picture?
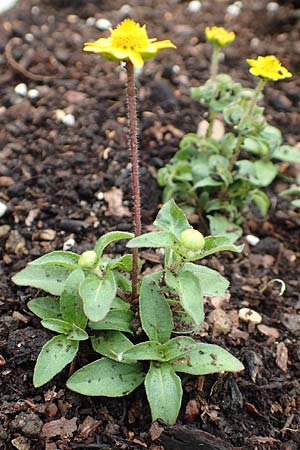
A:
[110,19,149,51]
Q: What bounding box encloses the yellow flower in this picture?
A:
[205,26,235,47]
[83,18,176,68]
[247,55,292,81]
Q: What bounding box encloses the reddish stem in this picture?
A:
[125,61,142,303]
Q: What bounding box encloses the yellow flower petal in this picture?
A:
[247,55,292,81]
[205,26,235,47]
[128,50,144,68]
[83,18,176,66]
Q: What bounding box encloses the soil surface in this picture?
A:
[0,1,300,449]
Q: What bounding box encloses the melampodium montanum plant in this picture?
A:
[158,26,299,243]
[12,19,244,425]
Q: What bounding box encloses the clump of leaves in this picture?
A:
[158,31,298,242]
[13,200,243,424]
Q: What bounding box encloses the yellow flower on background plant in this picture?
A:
[83,18,176,68]
[205,26,235,47]
[247,55,292,81]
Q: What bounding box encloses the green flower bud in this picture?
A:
[78,250,97,268]
[180,229,205,251]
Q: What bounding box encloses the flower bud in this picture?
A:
[180,229,205,251]
[78,250,97,268]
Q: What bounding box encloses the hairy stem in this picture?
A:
[210,46,220,81]
[126,61,142,303]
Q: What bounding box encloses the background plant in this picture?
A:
[158,27,299,242]
[12,20,244,425]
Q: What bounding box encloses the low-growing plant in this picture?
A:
[12,19,244,425]
[158,26,299,242]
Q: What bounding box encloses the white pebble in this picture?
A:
[250,37,260,49]
[226,4,241,17]
[187,1,202,13]
[239,308,262,325]
[172,64,181,74]
[86,17,96,26]
[0,201,8,218]
[96,18,112,31]
[62,113,76,127]
[120,4,132,16]
[14,83,28,97]
[63,238,76,251]
[266,2,279,12]
[28,89,39,99]
[96,191,104,200]
[245,234,260,246]
[25,33,34,43]
[55,109,66,121]
[31,6,39,15]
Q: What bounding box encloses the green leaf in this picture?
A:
[180,263,229,297]
[145,362,182,424]
[127,231,176,249]
[109,254,134,272]
[68,324,89,341]
[154,199,191,240]
[140,274,173,343]
[95,231,134,257]
[176,268,203,325]
[170,343,244,375]
[160,337,197,361]
[250,190,270,216]
[41,318,72,335]
[67,358,145,396]
[60,269,87,329]
[89,309,134,333]
[114,272,132,293]
[254,160,278,187]
[186,236,243,261]
[80,271,116,322]
[111,296,131,311]
[29,251,79,269]
[291,199,300,208]
[273,145,300,163]
[208,215,242,244]
[12,265,72,295]
[33,335,79,387]
[91,331,134,362]
[123,342,165,362]
[27,297,61,320]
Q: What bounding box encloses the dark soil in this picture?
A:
[0,1,300,449]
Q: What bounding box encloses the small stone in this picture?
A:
[14,83,28,97]
[28,89,40,99]
[62,113,76,127]
[5,230,26,256]
[86,17,96,26]
[0,200,8,217]
[67,14,79,24]
[266,2,279,12]
[11,436,30,450]
[0,176,14,186]
[119,4,132,17]
[0,225,10,238]
[208,309,232,337]
[95,191,104,200]
[55,109,66,121]
[11,412,43,437]
[25,33,34,42]
[38,229,56,241]
[63,238,76,251]
[239,308,262,325]
[257,324,280,339]
[96,18,112,31]
[187,1,202,13]
[245,235,260,246]
[226,3,241,17]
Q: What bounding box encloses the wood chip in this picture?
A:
[104,187,131,217]
[42,417,77,440]
[78,416,100,438]
[207,309,232,337]
[257,324,280,339]
[185,399,200,423]
[276,342,288,372]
